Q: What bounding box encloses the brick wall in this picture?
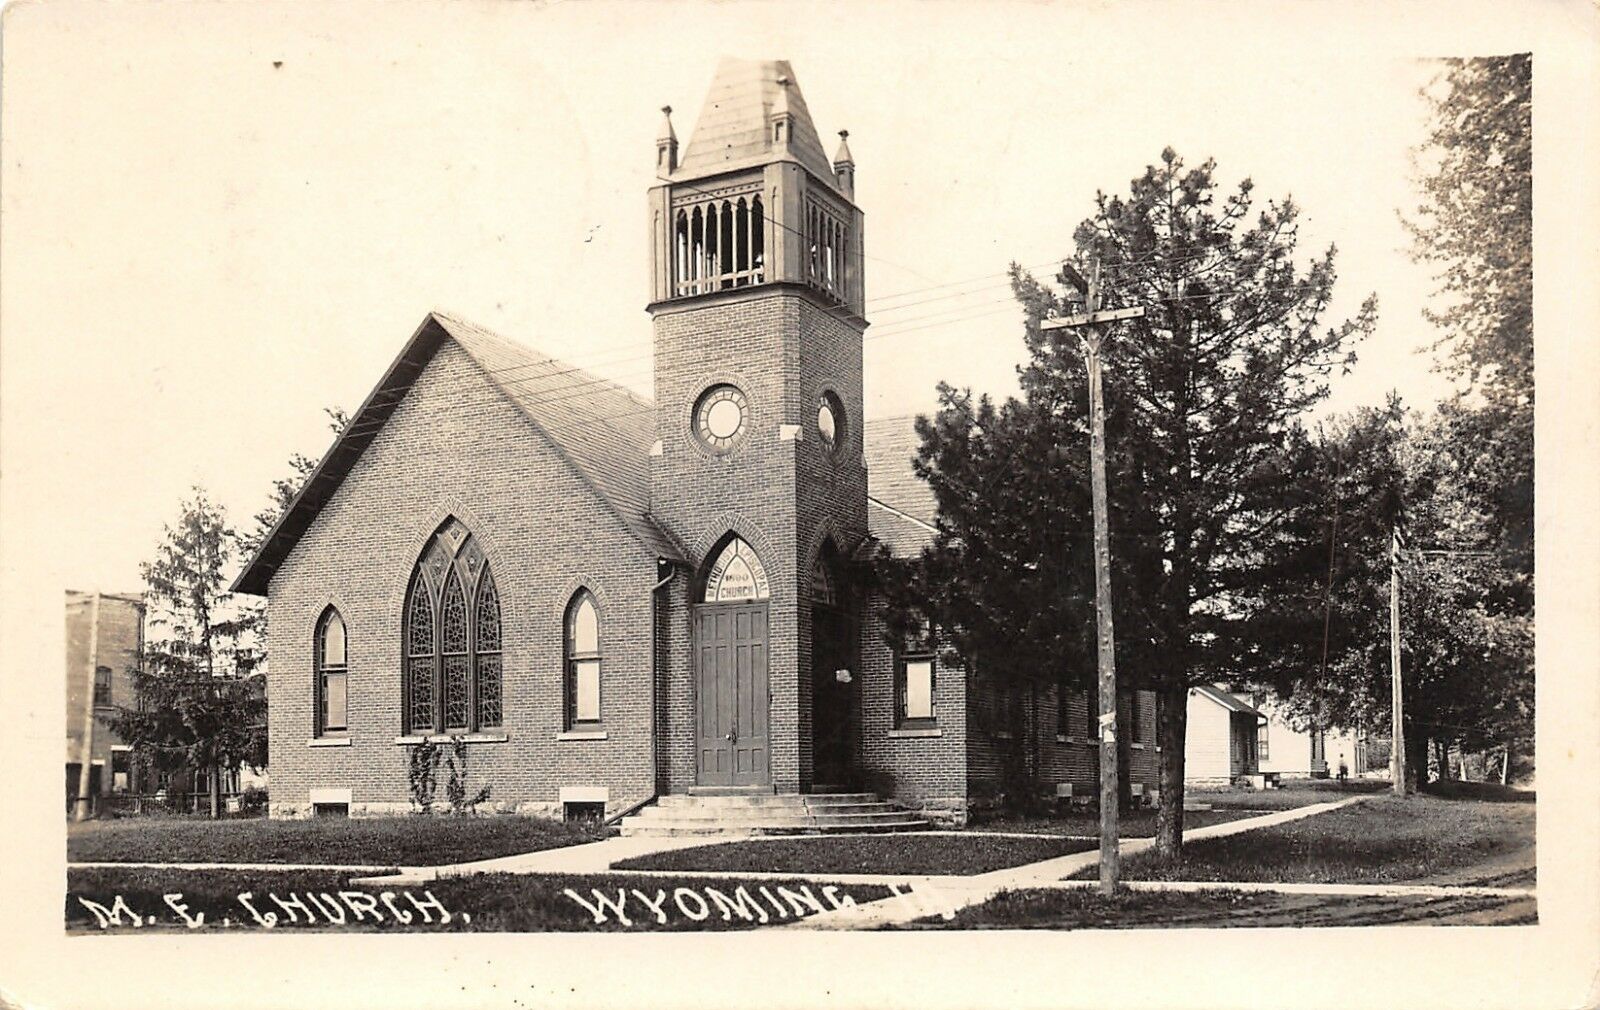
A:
[856,598,967,824]
[266,340,658,817]
[65,591,143,793]
[964,670,1160,805]
[649,285,867,793]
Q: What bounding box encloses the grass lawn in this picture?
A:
[904,884,1531,930]
[1070,791,1535,885]
[67,866,891,932]
[613,833,1096,876]
[1189,778,1389,811]
[967,780,1389,836]
[68,815,606,867]
[968,807,1260,836]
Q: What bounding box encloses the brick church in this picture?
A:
[235,58,1159,830]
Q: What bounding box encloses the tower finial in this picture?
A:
[656,105,679,173]
[833,129,855,198]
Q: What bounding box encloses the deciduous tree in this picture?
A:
[103,489,266,818]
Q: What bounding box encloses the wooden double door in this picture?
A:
[695,603,770,786]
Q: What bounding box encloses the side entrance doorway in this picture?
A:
[811,605,858,786]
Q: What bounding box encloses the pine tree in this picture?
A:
[886,149,1375,853]
[103,489,266,818]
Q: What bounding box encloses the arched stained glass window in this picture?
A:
[405,572,435,733]
[440,573,469,730]
[475,571,502,728]
[402,520,503,734]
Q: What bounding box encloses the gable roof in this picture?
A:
[1193,684,1268,721]
[675,58,839,190]
[233,312,681,595]
[864,415,939,556]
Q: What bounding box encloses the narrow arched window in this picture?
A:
[565,591,602,729]
[316,608,348,736]
[475,571,502,728]
[440,572,469,731]
[402,519,502,735]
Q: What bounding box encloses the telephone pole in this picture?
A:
[73,591,102,822]
[1041,258,1144,895]
[1389,526,1407,797]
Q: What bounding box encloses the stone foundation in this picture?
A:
[269,800,563,820]
[905,797,969,828]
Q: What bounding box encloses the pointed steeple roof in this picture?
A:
[833,129,854,167]
[675,58,837,186]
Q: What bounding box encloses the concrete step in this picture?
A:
[656,792,879,808]
[625,812,918,831]
[618,790,928,838]
[618,817,929,838]
[641,800,888,818]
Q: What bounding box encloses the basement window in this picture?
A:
[312,802,349,818]
[564,801,605,825]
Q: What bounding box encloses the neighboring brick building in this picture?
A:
[65,590,145,813]
[234,58,1157,825]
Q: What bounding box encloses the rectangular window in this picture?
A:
[574,659,601,724]
[1258,722,1270,761]
[897,654,936,727]
[93,666,112,706]
[1130,691,1144,743]
[322,670,348,733]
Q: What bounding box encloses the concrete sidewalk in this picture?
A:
[1033,879,1535,900]
[354,834,720,885]
[71,860,398,873]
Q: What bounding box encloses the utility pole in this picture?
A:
[1389,526,1407,797]
[73,591,102,822]
[1042,258,1144,895]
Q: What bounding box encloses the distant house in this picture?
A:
[65,590,145,814]
[1184,685,1265,784]
[1252,695,1371,779]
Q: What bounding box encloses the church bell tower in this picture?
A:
[646,59,868,793]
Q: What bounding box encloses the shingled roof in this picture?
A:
[864,415,940,557]
[232,312,681,595]
[675,58,839,189]
[1193,684,1268,722]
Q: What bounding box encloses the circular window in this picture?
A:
[694,384,749,452]
[817,390,845,455]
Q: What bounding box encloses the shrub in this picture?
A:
[237,786,269,816]
[408,739,442,813]
[444,736,492,816]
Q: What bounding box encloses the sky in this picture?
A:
[0,2,1504,595]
